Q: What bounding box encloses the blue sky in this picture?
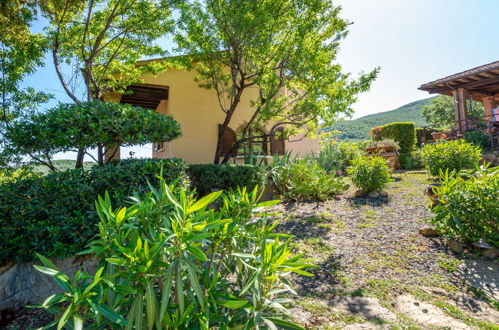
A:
[22,0,499,159]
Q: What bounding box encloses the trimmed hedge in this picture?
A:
[188,164,267,196]
[372,122,416,153]
[0,159,187,265]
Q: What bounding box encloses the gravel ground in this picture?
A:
[271,172,499,329]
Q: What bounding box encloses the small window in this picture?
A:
[153,142,165,152]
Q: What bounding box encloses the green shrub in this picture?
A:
[371,122,416,153]
[416,128,435,147]
[271,158,349,200]
[399,150,423,170]
[420,139,481,176]
[432,167,498,248]
[464,130,490,150]
[317,141,361,172]
[35,179,313,328]
[188,164,267,196]
[0,158,187,265]
[348,156,391,192]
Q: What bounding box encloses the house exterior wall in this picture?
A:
[143,68,319,164]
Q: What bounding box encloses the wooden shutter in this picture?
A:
[270,127,285,155]
[219,124,237,156]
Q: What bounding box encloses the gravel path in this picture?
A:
[272,172,499,329]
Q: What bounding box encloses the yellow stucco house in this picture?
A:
[107,63,320,164]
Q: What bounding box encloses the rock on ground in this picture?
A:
[395,295,470,329]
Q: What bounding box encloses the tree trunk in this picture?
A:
[75,148,85,168]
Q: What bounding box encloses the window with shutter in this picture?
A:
[270,127,285,155]
[219,124,237,156]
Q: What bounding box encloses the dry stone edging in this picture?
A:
[0,256,97,311]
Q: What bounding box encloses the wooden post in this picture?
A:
[483,96,495,120]
[102,92,122,162]
[453,88,469,135]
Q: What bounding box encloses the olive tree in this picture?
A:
[174,0,378,163]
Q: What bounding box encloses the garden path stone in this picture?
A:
[329,296,398,323]
[394,295,470,329]
[458,259,499,300]
[418,225,439,236]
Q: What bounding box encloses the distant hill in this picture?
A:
[325,97,436,141]
[33,159,96,175]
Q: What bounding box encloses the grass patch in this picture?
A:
[434,301,499,330]
[437,257,461,272]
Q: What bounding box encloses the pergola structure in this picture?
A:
[419,60,499,136]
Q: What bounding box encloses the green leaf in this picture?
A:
[217,295,248,309]
[94,303,128,325]
[58,303,73,330]
[264,317,304,330]
[145,282,157,330]
[186,260,205,310]
[187,245,208,261]
[187,190,222,213]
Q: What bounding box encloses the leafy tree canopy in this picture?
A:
[421,95,484,129]
[5,101,181,170]
[40,0,175,101]
[173,0,378,163]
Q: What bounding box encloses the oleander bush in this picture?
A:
[370,122,416,153]
[270,157,349,201]
[317,141,362,172]
[0,158,187,265]
[420,139,481,176]
[464,130,490,150]
[348,156,391,193]
[432,166,499,248]
[188,164,267,196]
[35,180,314,329]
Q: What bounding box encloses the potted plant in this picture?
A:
[365,139,400,154]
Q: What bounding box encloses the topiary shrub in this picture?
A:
[463,130,490,150]
[270,158,349,201]
[432,167,498,248]
[420,139,481,177]
[348,156,391,193]
[0,158,187,265]
[188,164,267,196]
[370,122,416,153]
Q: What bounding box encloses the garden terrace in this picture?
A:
[419,60,499,147]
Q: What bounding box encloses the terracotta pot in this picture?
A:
[365,146,394,153]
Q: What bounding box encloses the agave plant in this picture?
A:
[35,176,315,329]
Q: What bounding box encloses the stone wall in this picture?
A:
[0,256,97,311]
